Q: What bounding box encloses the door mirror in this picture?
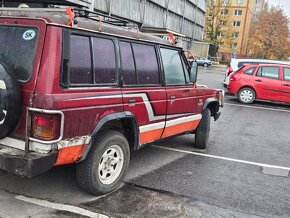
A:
[189,61,198,83]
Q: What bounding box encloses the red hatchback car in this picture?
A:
[226,64,290,104]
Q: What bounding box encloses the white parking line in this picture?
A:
[225,102,290,113]
[151,145,290,173]
[15,195,108,218]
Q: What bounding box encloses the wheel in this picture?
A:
[76,130,130,195]
[0,62,22,138]
[238,87,255,104]
[203,63,208,67]
[195,108,211,149]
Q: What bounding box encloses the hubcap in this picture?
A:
[98,144,124,185]
[240,90,254,103]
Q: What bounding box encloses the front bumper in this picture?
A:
[0,145,57,177]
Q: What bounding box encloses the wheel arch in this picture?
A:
[203,98,219,116]
[79,112,139,162]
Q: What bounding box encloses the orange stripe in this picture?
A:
[140,128,163,144]
[162,119,201,138]
[54,144,87,166]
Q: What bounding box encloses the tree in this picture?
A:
[203,0,234,56]
[247,7,290,60]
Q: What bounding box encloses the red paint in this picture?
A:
[0,14,221,168]
[227,64,290,103]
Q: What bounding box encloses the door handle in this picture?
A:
[128,99,136,104]
[170,96,176,100]
[255,79,262,82]
[283,84,290,87]
[183,89,190,93]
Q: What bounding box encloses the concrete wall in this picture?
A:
[69,0,207,49]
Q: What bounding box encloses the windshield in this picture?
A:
[0,25,39,81]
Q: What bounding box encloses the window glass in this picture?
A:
[283,68,290,81]
[69,35,92,84]
[120,42,136,85]
[0,26,39,81]
[244,67,256,75]
[256,67,279,79]
[161,48,186,85]
[92,38,116,84]
[132,43,160,85]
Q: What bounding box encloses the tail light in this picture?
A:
[227,66,233,76]
[32,113,61,140]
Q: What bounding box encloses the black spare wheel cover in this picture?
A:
[0,62,22,139]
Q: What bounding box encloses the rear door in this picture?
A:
[0,19,47,139]
[281,67,290,102]
[159,47,200,139]
[120,41,166,145]
[253,66,282,101]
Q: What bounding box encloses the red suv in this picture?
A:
[0,8,223,195]
[226,63,290,104]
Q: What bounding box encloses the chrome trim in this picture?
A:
[218,89,225,107]
[28,108,64,144]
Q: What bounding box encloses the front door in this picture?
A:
[159,47,200,139]
[253,66,282,101]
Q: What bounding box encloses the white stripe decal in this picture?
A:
[165,114,202,127]
[15,195,108,218]
[140,122,165,133]
[65,93,190,122]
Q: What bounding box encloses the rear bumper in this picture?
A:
[0,145,57,177]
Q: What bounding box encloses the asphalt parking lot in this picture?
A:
[0,66,290,218]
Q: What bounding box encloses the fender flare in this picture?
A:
[203,97,220,116]
[79,111,139,161]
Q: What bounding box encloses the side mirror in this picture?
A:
[189,61,198,83]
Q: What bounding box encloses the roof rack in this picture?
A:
[73,8,130,27]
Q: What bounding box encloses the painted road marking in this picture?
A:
[151,145,290,177]
[225,102,290,113]
[15,195,108,218]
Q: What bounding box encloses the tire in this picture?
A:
[238,87,255,104]
[203,63,208,67]
[0,62,22,139]
[195,108,211,149]
[76,130,130,195]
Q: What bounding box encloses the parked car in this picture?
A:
[195,57,212,67]
[0,8,224,195]
[223,58,290,87]
[226,63,290,104]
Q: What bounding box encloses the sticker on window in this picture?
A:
[22,30,36,40]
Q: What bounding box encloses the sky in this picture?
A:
[267,0,290,19]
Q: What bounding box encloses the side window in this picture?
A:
[160,48,186,85]
[256,67,279,79]
[120,42,137,85]
[243,67,256,75]
[69,35,92,84]
[284,68,290,81]
[92,38,116,84]
[132,43,160,85]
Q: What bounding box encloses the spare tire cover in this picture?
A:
[0,63,22,139]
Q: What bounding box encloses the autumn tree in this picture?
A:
[247,7,290,60]
[203,0,234,57]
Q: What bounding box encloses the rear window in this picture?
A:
[0,25,39,81]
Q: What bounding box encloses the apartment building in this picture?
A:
[208,0,255,59]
